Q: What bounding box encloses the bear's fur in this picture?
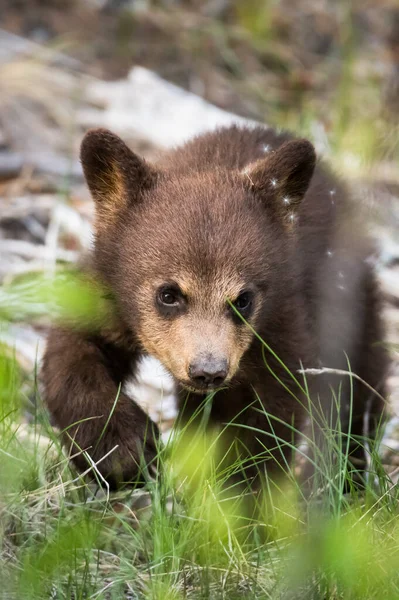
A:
[41,125,388,489]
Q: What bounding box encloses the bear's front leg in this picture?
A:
[42,327,159,489]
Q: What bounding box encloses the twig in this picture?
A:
[0,195,56,220]
[43,444,119,497]
[0,239,78,262]
[82,451,110,503]
[297,367,387,405]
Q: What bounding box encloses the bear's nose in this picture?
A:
[189,356,228,388]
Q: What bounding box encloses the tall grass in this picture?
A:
[0,272,398,599]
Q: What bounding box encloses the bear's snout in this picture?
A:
[188,353,228,390]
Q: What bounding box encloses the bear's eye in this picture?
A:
[231,291,254,319]
[159,288,179,305]
[156,285,185,316]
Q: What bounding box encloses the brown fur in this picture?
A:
[41,125,388,489]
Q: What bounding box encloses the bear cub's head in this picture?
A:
[81,128,316,393]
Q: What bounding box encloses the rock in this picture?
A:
[0,28,81,69]
[80,66,255,149]
[0,151,24,180]
[379,267,399,307]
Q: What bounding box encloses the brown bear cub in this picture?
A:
[42,125,388,489]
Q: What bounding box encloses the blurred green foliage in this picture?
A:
[0,270,112,328]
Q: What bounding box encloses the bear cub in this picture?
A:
[42,125,388,489]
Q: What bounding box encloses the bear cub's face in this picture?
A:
[81,129,316,393]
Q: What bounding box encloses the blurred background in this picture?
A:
[1,3,399,597]
[0,0,398,441]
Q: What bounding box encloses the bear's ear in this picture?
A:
[242,139,316,225]
[80,128,158,226]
